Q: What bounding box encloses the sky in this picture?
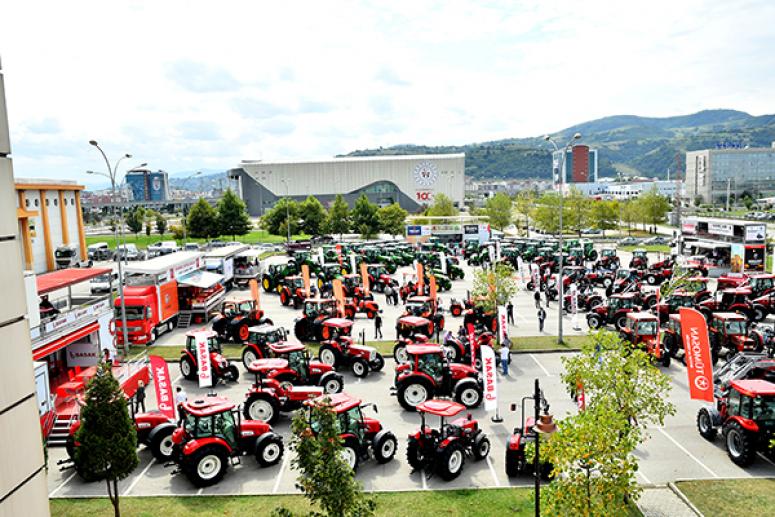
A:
[1,0,774,187]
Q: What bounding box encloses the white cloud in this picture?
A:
[0,0,773,182]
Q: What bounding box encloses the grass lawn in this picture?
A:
[620,244,671,254]
[50,488,537,517]
[510,334,588,352]
[676,479,775,517]
[85,230,310,249]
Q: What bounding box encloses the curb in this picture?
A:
[667,482,704,517]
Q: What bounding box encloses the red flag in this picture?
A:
[679,308,714,402]
[576,380,586,411]
[360,262,370,295]
[467,323,476,368]
[302,264,311,298]
[416,262,424,295]
[333,278,345,317]
[429,275,437,300]
[249,279,261,310]
[336,244,343,265]
[149,355,176,420]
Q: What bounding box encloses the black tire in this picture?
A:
[393,344,408,363]
[255,434,284,467]
[352,358,369,378]
[244,393,280,424]
[660,351,671,367]
[242,347,260,370]
[149,425,176,462]
[406,436,425,471]
[587,314,602,329]
[505,446,523,477]
[437,441,465,481]
[664,335,678,358]
[588,250,598,261]
[318,344,341,368]
[183,444,229,487]
[180,356,196,380]
[646,275,657,285]
[225,364,240,382]
[320,373,344,394]
[373,431,398,464]
[341,438,360,471]
[602,278,613,289]
[753,305,767,322]
[369,353,385,372]
[262,276,273,292]
[443,343,461,363]
[454,380,483,409]
[723,421,756,467]
[615,315,627,330]
[472,433,491,461]
[397,378,433,411]
[696,408,717,441]
[294,318,311,341]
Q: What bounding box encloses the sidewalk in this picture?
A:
[636,486,701,517]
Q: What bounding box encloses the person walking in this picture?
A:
[375,311,383,339]
[537,306,547,333]
[507,301,514,325]
[175,386,187,422]
[135,381,146,413]
[392,287,399,305]
[384,285,393,305]
[534,290,541,309]
[544,284,551,307]
[499,341,510,375]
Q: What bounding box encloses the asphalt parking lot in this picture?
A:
[47,248,775,498]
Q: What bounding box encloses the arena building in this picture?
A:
[228,153,465,215]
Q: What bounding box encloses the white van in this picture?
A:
[90,271,119,294]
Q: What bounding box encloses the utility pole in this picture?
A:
[726,178,732,212]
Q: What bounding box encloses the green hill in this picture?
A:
[341,109,775,180]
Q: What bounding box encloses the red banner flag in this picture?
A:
[149,355,176,420]
[429,275,437,300]
[249,279,260,310]
[467,323,477,368]
[336,244,343,265]
[360,262,370,295]
[302,264,311,298]
[332,278,345,317]
[679,308,714,402]
[576,380,586,411]
[416,262,424,295]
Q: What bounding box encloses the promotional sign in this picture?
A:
[439,252,447,275]
[250,278,261,309]
[467,323,477,368]
[150,355,176,420]
[487,244,495,265]
[495,240,501,262]
[730,244,745,273]
[744,244,766,272]
[336,244,343,265]
[302,264,311,298]
[497,305,508,343]
[745,224,766,242]
[332,279,345,317]
[679,308,714,402]
[708,222,734,237]
[360,262,370,295]
[416,262,424,294]
[406,225,422,236]
[196,333,212,388]
[429,275,437,300]
[531,263,541,292]
[317,247,324,265]
[576,380,586,411]
[66,336,100,367]
[570,283,579,330]
[480,344,498,412]
[681,220,697,235]
[349,254,357,275]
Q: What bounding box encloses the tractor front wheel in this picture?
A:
[696,408,717,441]
[149,426,176,462]
[318,345,341,368]
[472,433,491,461]
[352,358,369,378]
[180,357,196,380]
[587,314,602,329]
[369,353,385,372]
[242,347,259,370]
[455,382,483,408]
[321,374,344,394]
[437,441,465,481]
[225,364,240,382]
[184,445,228,487]
[373,432,398,464]
[393,344,408,363]
[245,393,279,424]
[255,434,284,467]
[406,437,425,471]
[341,438,360,471]
[724,421,756,466]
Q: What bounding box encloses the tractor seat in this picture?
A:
[443,424,463,438]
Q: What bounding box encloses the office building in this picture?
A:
[125,168,170,202]
[685,145,775,204]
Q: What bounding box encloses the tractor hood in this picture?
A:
[240,419,272,436]
[308,360,334,374]
[731,334,755,348]
[248,358,288,373]
[210,352,229,368]
[134,411,172,429]
[349,344,377,360]
[450,363,478,378]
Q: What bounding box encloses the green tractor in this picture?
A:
[426,271,452,291]
[316,263,346,290]
[361,247,398,274]
[262,262,300,292]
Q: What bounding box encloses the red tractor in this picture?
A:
[293,298,341,341]
[392,344,483,411]
[654,290,697,324]
[365,264,399,293]
[594,248,620,270]
[643,257,675,285]
[179,330,240,384]
[343,296,380,320]
[403,295,445,333]
[317,318,386,376]
[243,374,325,424]
[306,392,398,470]
[619,312,671,367]
[628,249,649,269]
[560,289,603,314]
[240,324,288,369]
[586,293,642,330]
[682,276,713,303]
[698,288,755,321]
[584,269,616,290]
[210,298,273,342]
[684,255,710,277]
[170,396,284,487]
[709,313,769,361]
[752,292,775,322]
[718,273,775,298]
[394,316,433,362]
[505,393,554,479]
[606,268,643,297]
[406,399,490,480]
[441,330,495,368]
[277,275,316,308]
[246,342,344,394]
[696,379,775,466]
[340,274,368,299]
[462,306,498,334]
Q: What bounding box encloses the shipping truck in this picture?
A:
[204,244,249,289]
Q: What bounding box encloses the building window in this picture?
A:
[46,199,50,206]
[25,199,29,208]
[54,198,58,206]
[34,199,39,207]
[71,198,75,206]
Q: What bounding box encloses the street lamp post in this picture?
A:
[182,170,202,244]
[280,179,291,245]
[87,140,133,356]
[544,132,581,345]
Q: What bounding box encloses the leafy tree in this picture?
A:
[514,190,535,236]
[145,221,152,236]
[636,186,671,232]
[325,194,351,239]
[187,197,220,239]
[484,192,513,231]
[124,207,145,237]
[619,200,639,236]
[531,192,562,234]
[298,195,328,236]
[217,188,252,239]
[471,262,518,313]
[155,213,167,236]
[591,199,619,235]
[74,362,138,517]
[426,193,458,217]
[378,203,408,237]
[350,194,380,239]
[169,224,185,240]
[274,399,375,517]
[261,198,299,236]
[563,187,592,236]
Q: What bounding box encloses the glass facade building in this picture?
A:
[685,147,775,204]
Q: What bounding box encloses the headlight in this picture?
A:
[369,350,376,361]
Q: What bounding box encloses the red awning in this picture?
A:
[37,268,112,295]
[32,321,100,360]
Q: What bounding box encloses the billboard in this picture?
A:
[730,244,744,273]
[744,244,766,272]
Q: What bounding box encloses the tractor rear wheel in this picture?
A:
[369,353,385,372]
[235,323,249,343]
[437,441,465,481]
[255,434,284,467]
[696,408,717,440]
[341,438,360,471]
[373,431,398,464]
[455,381,483,408]
[615,315,627,330]
[587,314,602,329]
[180,357,196,380]
[184,445,228,487]
[724,421,756,466]
[149,426,176,462]
[393,344,408,363]
[472,433,491,461]
[443,343,461,363]
[321,374,344,394]
[352,358,369,378]
[406,437,426,471]
[242,347,259,369]
[318,345,341,368]
[225,364,240,382]
[397,379,433,411]
[244,393,280,424]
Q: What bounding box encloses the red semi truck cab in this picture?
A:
[115,281,179,345]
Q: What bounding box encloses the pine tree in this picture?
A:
[187,197,219,239]
[217,188,252,239]
[74,362,138,517]
[326,194,351,239]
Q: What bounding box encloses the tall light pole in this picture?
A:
[544,132,581,344]
[182,170,202,244]
[87,140,133,356]
[280,178,291,245]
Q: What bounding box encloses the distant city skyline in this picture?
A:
[2,0,774,186]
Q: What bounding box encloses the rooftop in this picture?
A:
[239,153,464,167]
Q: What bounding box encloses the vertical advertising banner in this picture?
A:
[301,264,311,298]
[480,344,498,412]
[249,279,260,309]
[349,254,357,275]
[730,243,744,274]
[360,262,370,295]
[497,305,508,343]
[576,380,586,411]
[317,247,324,265]
[679,308,714,402]
[488,244,495,265]
[333,278,345,317]
[416,262,424,294]
[531,263,541,292]
[495,240,501,262]
[195,334,212,388]
[439,252,447,275]
[149,355,176,420]
[467,323,477,368]
[429,275,437,300]
[336,244,343,265]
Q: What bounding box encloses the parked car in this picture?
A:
[90,271,118,294]
[55,245,92,269]
[183,243,201,251]
[147,241,179,256]
[87,242,112,261]
[642,236,669,245]
[581,228,602,235]
[114,244,145,261]
[617,237,641,247]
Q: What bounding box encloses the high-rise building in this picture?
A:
[125,168,169,202]
[552,145,598,186]
[0,59,51,516]
[685,145,775,204]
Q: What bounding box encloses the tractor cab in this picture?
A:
[306,392,382,448]
[632,249,648,260]
[366,264,390,278]
[185,329,223,355]
[749,274,775,297]
[281,275,306,290]
[703,288,753,313]
[177,396,242,450]
[221,298,257,319]
[728,379,775,425]
[610,293,638,311]
[320,318,353,341]
[396,316,433,341]
[602,248,616,258]
[247,325,287,347]
[711,313,750,339]
[621,312,667,365]
[405,296,436,318]
[303,298,339,319]
[655,290,696,320]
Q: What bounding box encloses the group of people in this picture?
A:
[382,284,400,305]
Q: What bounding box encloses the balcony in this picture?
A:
[31,294,112,352]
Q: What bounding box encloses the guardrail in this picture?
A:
[31,294,112,348]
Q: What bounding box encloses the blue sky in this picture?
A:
[1,0,774,187]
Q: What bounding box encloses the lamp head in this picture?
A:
[543,135,551,142]
[124,153,132,159]
[89,140,98,146]
[86,170,95,175]
[573,132,582,140]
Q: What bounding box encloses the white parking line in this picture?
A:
[197,487,204,495]
[273,452,289,494]
[172,373,182,385]
[49,472,77,497]
[421,470,428,490]
[516,312,529,323]
[528,354,552,377]
[636,469,652,485]
[123,457,155,495]
[485,455,501,487]
[658,428,719,478]
[757,452,775,468]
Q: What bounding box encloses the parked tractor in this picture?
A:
[406,399,490,480]
[391,344,483,411]
[619,312,671,367]
[629,249,649,269]
[304,392,398,470]
[660,314,684,359]
[277,275,317,308]
[696,379,775,466]
[241,324,288,369]
[294,298,341,341]
[403,295,445,333]
[170,396,283,486]
[317,319,385,376]
[654,290,697,324]
[365,264,399,292]
[752,293,775,322]
[594,248,620,270]
[246,342,344,394]
[643,257,674,285]
[586,293,642,330]
[698,288,755,321]
[316,263,346,290]
[717,273,775,298]
[462,305,498,334]
[394,316,434,362]
[442,329,494,368]
[261,262,299,292]
[684,255,710,277]
[243,374,324,424]
[179,330,240,384]
[210,298,273,343]
[709,313,768,361]
[606,268,643,297]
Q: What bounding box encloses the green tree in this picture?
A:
[563,187,592,236]
[155,213,167,236]
[298,195,328,236]
[619,200,639,235]
[636,186,671,232]
[350,194,380,239]
[124,207,145,237]
[217,188,252,239]
[377,203,408,237]
[484,192,513,231]
[275,398,375,517]
[591,199,619,235]
[514,190,535,236]
[145,221,152,236]
[325,194,350,239]
[471,263,518,313]
[531,192,562,234]
[187,197,220,239]
[426,193,458,217]
[261,198,299,236]
[74,362,139,517]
